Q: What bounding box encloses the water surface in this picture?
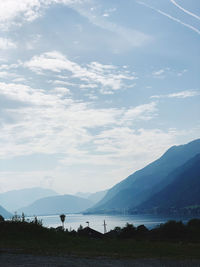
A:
[31,214,198,233]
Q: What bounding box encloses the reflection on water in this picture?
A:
[28,214,198,233]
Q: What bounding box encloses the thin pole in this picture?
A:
[103,220,107,234]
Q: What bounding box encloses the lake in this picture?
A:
[30,214,198,233]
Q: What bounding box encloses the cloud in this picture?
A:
[137,1,200,35]
[151,90,200,99]
[70,1,152,49]
[59,127,180,177]
[24,51,136,93]
[153,69,165,76]
[53,87,71,95]
[0,81,158,160]
[152,69,166,78]
[122,102,157,124]
[170,0,200,21]
[177,69,188,77]
[0,38,17,49]
[0,0,83,29]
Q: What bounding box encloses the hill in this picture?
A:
[87,189,108,204]
[76,190,108,204]
[0,205,12,218]
[0,187,58,212]
[18,194,94,216]
[136,153,200,214]
[87,139,200,213]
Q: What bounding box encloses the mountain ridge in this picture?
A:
[18,194,94,216]
[136,153,200,214]
[0,187,58,212]
[87,139,200,213]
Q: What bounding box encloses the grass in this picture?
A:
[1,233,200,259]
[1,220,200,259]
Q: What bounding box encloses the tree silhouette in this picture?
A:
[60,214,66,229]
[0,215,4,222]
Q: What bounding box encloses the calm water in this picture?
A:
[29,214,198,233]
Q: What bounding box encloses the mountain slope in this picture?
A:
[137,153,200,213]
[88,139,200,213]
[18,194,94,216]
[75,189,108,204]
[0,205,12,218]
[87,189,108,204]
[0,187,58,212]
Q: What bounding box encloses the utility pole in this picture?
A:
[103,220,107,234]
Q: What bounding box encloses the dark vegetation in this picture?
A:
[1,214,200,259]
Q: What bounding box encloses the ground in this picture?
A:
[1,253,200,267]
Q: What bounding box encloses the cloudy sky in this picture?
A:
[0,0,199,194]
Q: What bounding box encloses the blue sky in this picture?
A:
[0,0,199,194]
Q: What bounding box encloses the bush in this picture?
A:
[0,215,4,222]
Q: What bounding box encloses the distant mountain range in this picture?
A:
[75,189,108,204]
[0,187,58,212]
[87,139,200,214]
[18,194,94,216]
[0,186,107,217]
[1,138,200,217]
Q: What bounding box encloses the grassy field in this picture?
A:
[1,221,200,259]
[1,236,200,259]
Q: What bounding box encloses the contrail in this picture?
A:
[170,0,200,21]
[138,1,200,35]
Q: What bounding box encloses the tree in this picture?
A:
[60,214,66,229]
[0,215,4,222]
[21,212,25,222]
[121,223,136,238]
[77,224,83,233]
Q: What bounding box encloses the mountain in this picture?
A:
[75,192,91,199]
[75,190,108,204]
[87,139,200,213]
[136,153,200,214]
[0,187,58,212]
[87,189,108,204]
[18,194,94,216]
[0,205,12,218]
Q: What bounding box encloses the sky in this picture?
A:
[0,0,199,194]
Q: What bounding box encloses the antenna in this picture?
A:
[103,220,107,234]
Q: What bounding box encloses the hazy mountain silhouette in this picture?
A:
[0,205,12,218]
[87,189,108,204]
[137,153,200,213]
[75,192,91,199]
[87,139,200,213]
[18,194,94,216]
[76,190,108,204]
[0,187,58,212]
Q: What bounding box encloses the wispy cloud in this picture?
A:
[138,1,200,35]
[0,38,17,49]
[170,0,200,21]
[0,0,83,29]
[151,90,200,99]
[24,51,136,94]
[70,1,152,49]
[0,81,157,159]
[152,69,166,78]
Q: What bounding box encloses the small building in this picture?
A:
[78,226,104,238]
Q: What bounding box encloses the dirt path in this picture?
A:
[1,253,200,267]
